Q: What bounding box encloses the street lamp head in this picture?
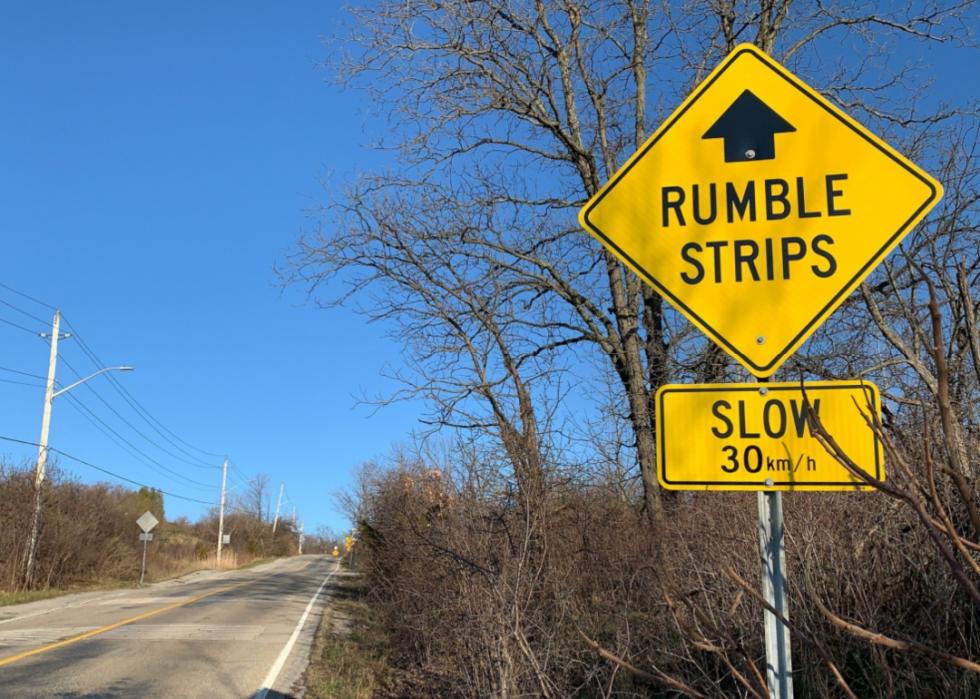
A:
[51,364,135,399]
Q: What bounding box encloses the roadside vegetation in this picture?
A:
[0,587,83,608]
[0,462,326,595]
[292,1,980,696]
[304,568,388,699]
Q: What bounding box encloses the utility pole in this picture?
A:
[297,521,303,554]
[271,483,284,534]
[20,312,129,590]
[216,457,228,566]
[23,310,64,589]
[291,505,296,526]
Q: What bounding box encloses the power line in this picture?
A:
[1,285,228,495]
[0,365,48,381]
[2,289,224,468]
[228,462,257,489]
[55,351,220,471]
[228,461,255,488]
[223,478,247,494]
[0,282,56,311]
[0,298,50,326]
[59,390,218,491]
[59,314,225,462]
[53,352,220,490]
[0,316,39,335]
[0,433,218,506]
[0,377,46,388]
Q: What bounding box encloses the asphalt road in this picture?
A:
[0,555,340,698]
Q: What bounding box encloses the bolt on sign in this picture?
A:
[656,381,883,491]
[579,44,942,377]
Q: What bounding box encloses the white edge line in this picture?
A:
[253,559,341,699]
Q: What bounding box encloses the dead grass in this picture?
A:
[0,588,74,607]
[0,578,134,607]
[236,556,274,571]
[145,550,245,580]
[1,555,277,608]
[304,570,387,699]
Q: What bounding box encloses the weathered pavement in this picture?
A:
[0,555,339,698]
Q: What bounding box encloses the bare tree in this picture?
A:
[290,0,972,524]
[237,473,270,523]
[290,3,979,695]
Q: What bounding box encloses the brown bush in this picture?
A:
[346,440,979,698]
[0,464,293,592]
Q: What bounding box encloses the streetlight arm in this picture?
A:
[52,366,134,399]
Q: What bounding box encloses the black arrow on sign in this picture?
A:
[702,89,796,163]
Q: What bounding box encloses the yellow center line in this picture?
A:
[0,578,253,668]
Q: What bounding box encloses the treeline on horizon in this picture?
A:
[0,461,326,592]
[295,2,980,697]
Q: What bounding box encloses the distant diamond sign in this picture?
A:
[136,511,159,533]
[579,43,942,377]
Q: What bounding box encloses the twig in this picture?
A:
[575,625,708,698]
[923,274,980,535]
[959,262,980,389]
[803,393,980,609]
[690,639,766,699]
[726,566,859,699]
[923,422,980,576]
[808,583,980,674]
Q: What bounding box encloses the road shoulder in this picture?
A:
[299,566,388,699]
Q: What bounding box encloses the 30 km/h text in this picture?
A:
[719,445,818,474]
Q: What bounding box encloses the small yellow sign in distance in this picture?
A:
[580,44,942,377]
[656,381,883,491]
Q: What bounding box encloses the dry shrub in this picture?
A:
[349,448,978,698]
[0,463,36,590]
[0,463,290,592]
[0,463,144,589]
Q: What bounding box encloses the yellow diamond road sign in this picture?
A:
[579,44,942,377]
[656,381,883,491]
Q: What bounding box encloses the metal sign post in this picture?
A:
[759,491,792,698]
[138,532,153,586]
[754,374,791,699]
[136,511,159,587]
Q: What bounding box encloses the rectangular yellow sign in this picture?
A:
[656,381,883,491]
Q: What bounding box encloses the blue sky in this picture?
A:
[0,2,417,536]
[0,3,974,537]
